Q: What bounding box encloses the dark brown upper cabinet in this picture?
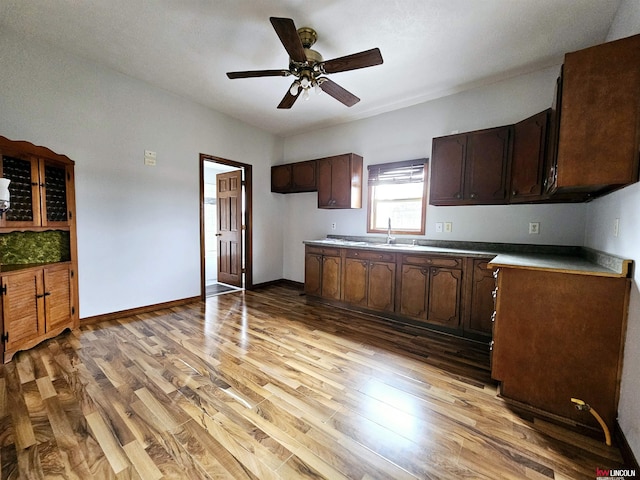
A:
[317,153,363,209]
[546,34,640,197]
[430,126,511,206]
[271,160,317,193]
[509,109,549,203]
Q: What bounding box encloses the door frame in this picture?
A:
[199,154,253,299]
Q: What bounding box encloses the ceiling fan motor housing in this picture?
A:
[297,27,317,48]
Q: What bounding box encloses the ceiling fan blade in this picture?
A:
[319,78,360,107]
[321,48,383,74]
[277,87,300,109]
[227,69,290,79]
[270,17,307,63]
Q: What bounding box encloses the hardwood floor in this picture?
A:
[0,284,626,479]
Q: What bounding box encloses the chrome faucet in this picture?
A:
[386,217,395,244]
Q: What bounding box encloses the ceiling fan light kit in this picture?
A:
[226,17,383,109]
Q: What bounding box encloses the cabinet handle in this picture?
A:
[36,292,51,299]
[492,288,498,299]
[470,193,477,199]
[512,190,518,196]
[491,311,496,323]
[489,340,494,351]
[455,193,462,199]
[493,269,499,279]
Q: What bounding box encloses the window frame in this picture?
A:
[366,158,428,235]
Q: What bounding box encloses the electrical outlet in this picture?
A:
[614,218,619,237]
[435,222,443,233]
[331,222,336,230]
[529,222,540,234]
[444,222,452,233]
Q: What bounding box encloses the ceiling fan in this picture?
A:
[226,17,383,109]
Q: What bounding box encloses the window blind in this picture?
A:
[367,158,427,186]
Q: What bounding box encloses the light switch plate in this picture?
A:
[144,150,157,166]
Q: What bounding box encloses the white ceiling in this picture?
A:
[0,0,620,137]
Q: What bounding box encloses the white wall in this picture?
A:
[586,0,640,462]
[282,66,587,281]
[0,29,284,317]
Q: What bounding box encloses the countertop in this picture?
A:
[303,237,631,278]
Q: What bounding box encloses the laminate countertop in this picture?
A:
[304,238,632,278]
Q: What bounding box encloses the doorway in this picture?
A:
[200,154,253,299]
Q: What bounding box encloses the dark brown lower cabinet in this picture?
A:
[491,267,630,431]
[304,245,492,340]
[344,250,396,312]
[304,246,341,300]
[398,255,463,330]
[462,258,495,338]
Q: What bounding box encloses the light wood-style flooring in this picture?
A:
[0,283,626,479]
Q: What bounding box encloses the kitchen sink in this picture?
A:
[374,243,415,248]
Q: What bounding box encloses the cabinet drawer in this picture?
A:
[346,249,396,262]
[401,254,462,268]
[306,246,341,256]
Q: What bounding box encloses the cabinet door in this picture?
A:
[321,255,342,300]
[465,127,511,204]
[510,110,548,202]
[271,164,292,193]
[43,264,72,332]
[291,161,317,192]
[0,153,41,228]
[40,161,70,227]
[368,261,395,312]
[317,154,362,209]
[557,34,640,191]
[344,258,368,306]
[427,267,462,328]
[465,259,494,336]
[304,253,322,296]
[430,135,466,205]
[1,270,45,352]
[318,156,351,208]
[399,264,428,320]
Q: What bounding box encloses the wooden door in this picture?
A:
[427,267,462,328]
[1,270,44,353]
[465,127,511,204]
[399,264,428,320]
[344,258,368,306]
[216,170,243,287]
[367,262,395,312]
[429,135,466,205]
[321,255,341,300]
[43,264,72,332]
